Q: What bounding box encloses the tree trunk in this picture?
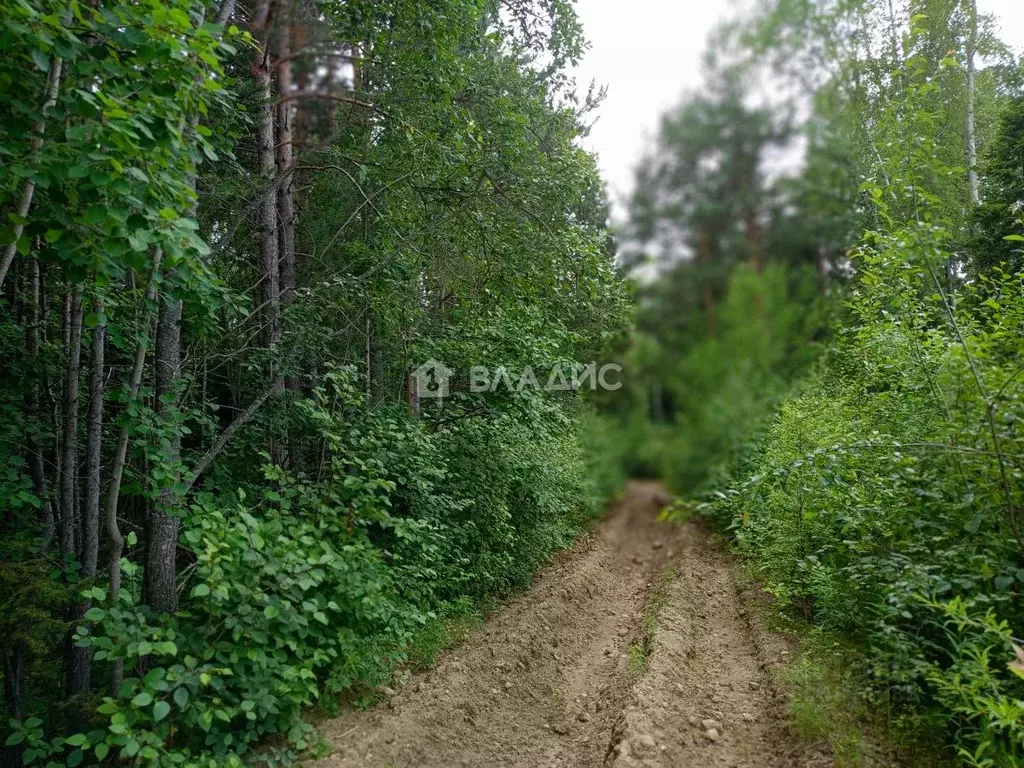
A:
[253,0,280,348]
[1,641,27,766]
[58,288,83,559]
[744,209,762,273]
[3,639,26,723]
[696,230,716,336]
[144,297,182,614]
[139,0,228,612]
[365,315,372,408]
[407,373,420,416]
[965,0,980,206]
[139,0,234,615]
[292,23,310,283]
[0,58,64,290]
[67,299,104,696]
[214,0,237,25]
[252,0,284,463]
[26,258,55,552]
[277,13,296,307]
[105,251,162,692]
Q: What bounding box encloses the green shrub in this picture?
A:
[708,213,1024,766]
[18,368,619,765]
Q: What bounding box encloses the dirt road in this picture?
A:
[314,481,828,767]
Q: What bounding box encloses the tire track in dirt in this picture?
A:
[605,521,831,768]
[313,481,828,767]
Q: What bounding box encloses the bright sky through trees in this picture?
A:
[575,0,1024,217]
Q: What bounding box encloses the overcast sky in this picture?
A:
[573,0,1024,220]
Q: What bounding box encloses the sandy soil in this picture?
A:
[313,481,831,768]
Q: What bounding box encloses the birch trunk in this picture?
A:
[26,258,55,551]
[0,58,64,290]
[966,0,980,206]
[58,289,83,560]
[277,13,296,306]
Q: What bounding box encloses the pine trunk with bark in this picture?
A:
[253,0,280,349]
[277,13,296,307]
[144,297,183,613]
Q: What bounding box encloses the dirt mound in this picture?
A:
[313,482,829,768]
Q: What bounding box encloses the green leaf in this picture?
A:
[5,732,24,746]
[192,583,210,597]
[153,701,170,722]
[173,686,189,708]
[64,733,87,746]
[1002,234,1024,242]
[66,748,84,767]
[94,742,109,760]
[30,49,50,72]
[131,692,152,708]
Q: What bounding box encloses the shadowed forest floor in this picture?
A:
[313,482,833,767]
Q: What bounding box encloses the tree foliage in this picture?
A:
[623,1,1024,763]
[0,0,626,763]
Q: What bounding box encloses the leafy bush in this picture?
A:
[705,94,1024,764]
[626,13,1024,763]
[4,368,616,766]
[0,0,627,761]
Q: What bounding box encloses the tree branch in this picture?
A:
[272,91,377,113]
[184,383,277,493]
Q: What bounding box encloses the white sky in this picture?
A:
[573,0,1024,220]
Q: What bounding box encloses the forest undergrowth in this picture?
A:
[0,0,628,764]
[615,2,1024,765]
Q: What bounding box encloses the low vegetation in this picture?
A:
[617,2,1024,765]
[0,0,625,764]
